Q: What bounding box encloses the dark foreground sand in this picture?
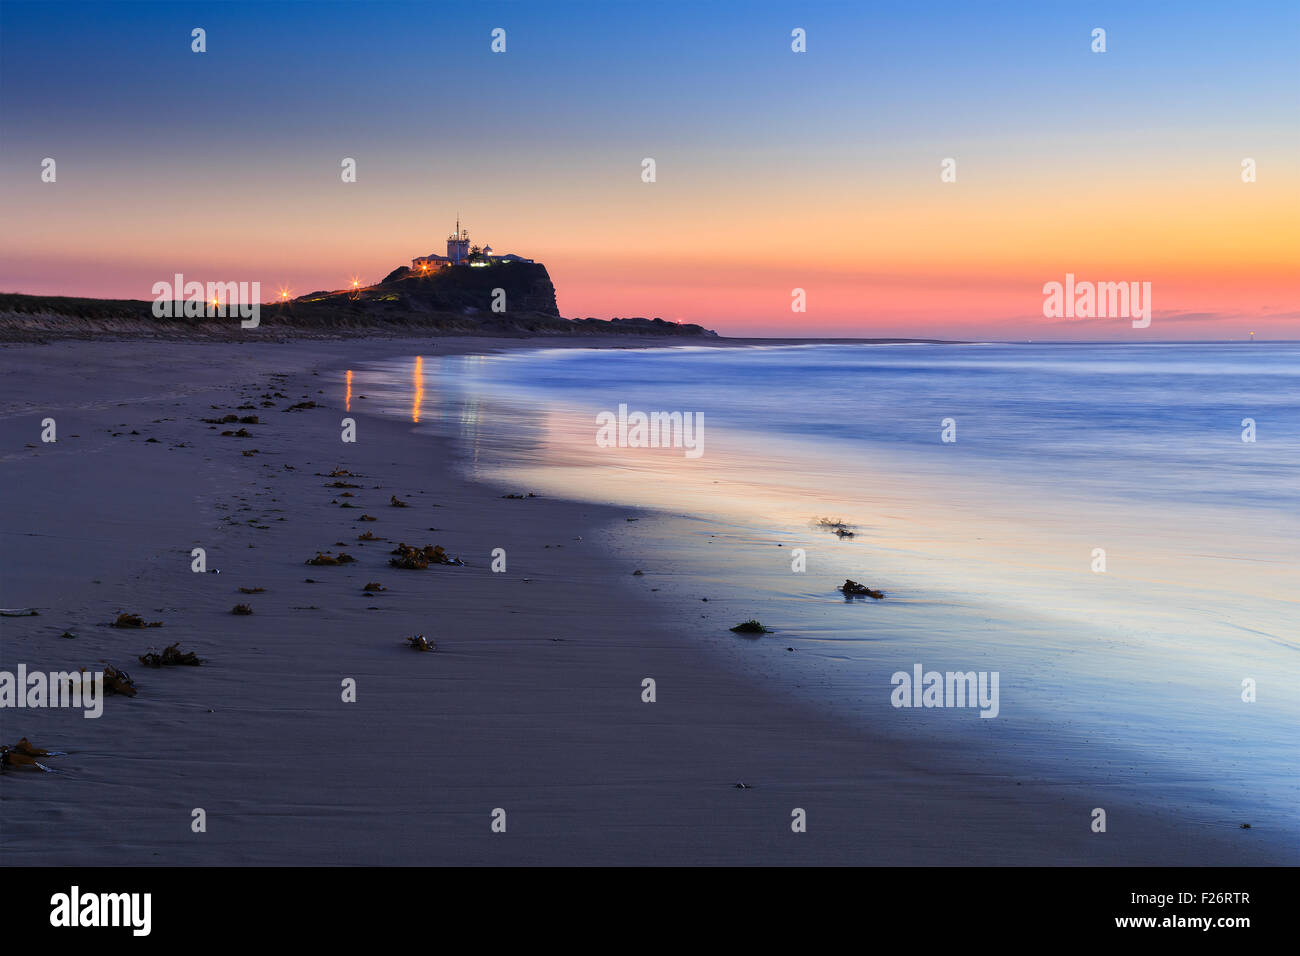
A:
[0,337,1278,865]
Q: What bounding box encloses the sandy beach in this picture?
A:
[0,337,1283,866]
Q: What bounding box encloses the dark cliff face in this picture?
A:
[277,263,716,335]
[383,262,559,316]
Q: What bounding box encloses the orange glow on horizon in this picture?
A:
[4,158,1293,339]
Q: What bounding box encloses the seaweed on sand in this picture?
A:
[389,543,464,569]
[306,552,356,566]
[730,620,772,634]
[839,579,885,600]
[405,635,436,652]
[815,517,856,538]
[99,664,137,696]
[1,738,66,772]
[139,643,203,667]
[111,613,162,628]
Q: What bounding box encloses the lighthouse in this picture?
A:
[446,216,470,265]
[410,217,534,273]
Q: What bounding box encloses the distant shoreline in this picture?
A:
[0,290,963,345]
[2,292,1285,345]
[0,290,711,342]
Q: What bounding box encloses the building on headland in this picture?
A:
[411,218,534,274]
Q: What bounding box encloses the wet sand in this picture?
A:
[0,337,1278,864]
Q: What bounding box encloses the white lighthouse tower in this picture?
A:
[446,216,470,265]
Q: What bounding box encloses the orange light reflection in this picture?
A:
[412,356,424,423]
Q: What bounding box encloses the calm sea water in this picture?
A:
[355,343,1300,845]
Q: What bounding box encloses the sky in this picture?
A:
[1,0,1296,339]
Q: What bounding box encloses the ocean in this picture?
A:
[353,342,1300,845]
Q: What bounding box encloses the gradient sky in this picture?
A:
[1,0,1296,339]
